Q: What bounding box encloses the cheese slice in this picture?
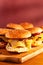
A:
[8,40,26,48]
[6,43,28,53]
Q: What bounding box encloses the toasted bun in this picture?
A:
[0,28,9,35]
[6,23,24,30]
[5,30,31,39]
[40,26,43,31]
[28,27,42,34]
[20,22,34,29]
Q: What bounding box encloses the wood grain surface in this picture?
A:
[0,44,43,64]
[0,52,43,65]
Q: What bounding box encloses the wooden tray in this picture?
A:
[0,44,43,63]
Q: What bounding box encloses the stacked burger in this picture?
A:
[20,22,43,47]
[6,23,33,53]
[0,22,43,53]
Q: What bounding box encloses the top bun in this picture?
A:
[20,22,34,29]
[28,27,42,34]
[40,26,43,31]
[5,29,31,39]
[6,23,24,30]
[0,28,9,35]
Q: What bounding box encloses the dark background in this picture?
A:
[0,0,43,27]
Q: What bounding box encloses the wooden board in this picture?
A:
[0,44,43,63]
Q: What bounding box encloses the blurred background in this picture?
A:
[0,0,43,27]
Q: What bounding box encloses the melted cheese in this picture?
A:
[25,39,33,49]
[8,39,33,50]
[32,33,43,46]
[8,40,25,48]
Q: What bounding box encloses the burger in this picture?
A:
[40,26,43,31]
[28,27,43,46]
[0,28,9,48]
[6,23,24,30]
[20,22,34,29]
[5,29,33,53]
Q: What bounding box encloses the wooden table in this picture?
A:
[0,52,43,65]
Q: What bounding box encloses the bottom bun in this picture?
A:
[6,43,28,53]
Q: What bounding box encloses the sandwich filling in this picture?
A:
[6,38,33,51]
[31,32,43,46]
[0,35,8,48]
